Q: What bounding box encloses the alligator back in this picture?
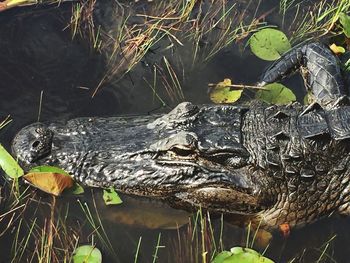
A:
[242,102,350,225]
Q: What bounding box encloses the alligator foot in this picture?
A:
[258,42,348,108]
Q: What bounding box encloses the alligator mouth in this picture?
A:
[172,184,262,215]
[128,152,262,214]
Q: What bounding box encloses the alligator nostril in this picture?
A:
[32,140,40,148]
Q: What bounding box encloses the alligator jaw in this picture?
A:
[11,115,263,215]
[173,185,261,215]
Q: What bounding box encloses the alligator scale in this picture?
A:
[12,43,350,227]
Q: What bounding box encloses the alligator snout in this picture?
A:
[12,122,53,164]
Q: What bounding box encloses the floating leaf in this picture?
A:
[209,78,243,104]
[212,247,275,263]
[23,172,73,196]
[29,165,84,195]
[73,245,102,263]
[303,90,314,105]
[339,12,350,38]
[255,83,296,105]
[103,187,123,205]
[68,183,85,195]
[249,29,291,61]
[329,43,345,54]
[0,143,23,178]
[212,251,232,263]
[29,165,70,176]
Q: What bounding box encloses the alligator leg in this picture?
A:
[258,42,348,108]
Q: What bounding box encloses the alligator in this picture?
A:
[12,42,350,227]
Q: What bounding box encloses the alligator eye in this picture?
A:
[209,153,247,168]
[171,146,194,156]
[32,140,40,148]
[35,128,44,134]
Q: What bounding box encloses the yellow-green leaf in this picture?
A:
[73,245,102,263]
[30,165,84,195]
[0,143,23,178]
[212,247,275,263]
[209,79,243,104]
[329,43,345,54]
[249,29,291,61]
[255,83,296,105]
[67,183,85,195]
[23,172,74,196]
[103,187,123,205]
[29,165,70,176]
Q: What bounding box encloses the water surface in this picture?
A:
[0,1,348,262]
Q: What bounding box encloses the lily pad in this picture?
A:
[103,187,123,205]
[73,245,102,263]
[249,29,291,61]
[255,83,296,105]
[339,12,350,38]
[209,78,243,104]
[212,247,274,263]
[0,143,24,178]
[212,251,232,263]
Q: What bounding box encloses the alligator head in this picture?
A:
[11,42,350,227]
[12,102,267,217]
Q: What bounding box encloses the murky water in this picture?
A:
[0,1,349,262]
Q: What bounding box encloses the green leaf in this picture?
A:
[255,83,296,105]
[249,29,291,61]
[73,245,102,263]
[103,187,123,205]
[344,58,350,71]
[339,12,350,38]
[29,165,70,176]
[212,247,275,263]
[209,78,243,104]
[0,143,24,178]
[212,251,232,263]
[329,43,345,54]
[303,90,314,105]
[65,182,85,195]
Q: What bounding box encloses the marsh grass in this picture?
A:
[167,209,225,263]
[0,178,81,263]
[5,191,81,263]
[281,0,350,44]
[77,193,119,261]
[0,115,12,130]
[288,235,337,263]
[65,0,350,102]
[68,0,267,100]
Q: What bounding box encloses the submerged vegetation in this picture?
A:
[0,0,349,262]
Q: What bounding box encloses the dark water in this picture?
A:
[0,1,348,262]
